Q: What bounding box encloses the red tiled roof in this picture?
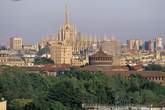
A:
[79,65,165,77]
[22,64,70,72]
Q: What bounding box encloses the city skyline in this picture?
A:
[0,0,165,44]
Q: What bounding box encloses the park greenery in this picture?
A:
[0,66,165,110]
[34,57,54,65]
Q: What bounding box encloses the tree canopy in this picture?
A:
[0,66,165,110]
[33,57,54,65]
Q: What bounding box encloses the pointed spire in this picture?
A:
[64,4,69,24]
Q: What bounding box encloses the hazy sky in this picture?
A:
[0,0,165,44]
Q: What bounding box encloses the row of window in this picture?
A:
[0,54,9,57]
[90,57,112,61]
[147,77,164,81]
[0,60,8,63]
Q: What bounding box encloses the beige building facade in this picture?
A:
[0,51,33,67]
[112,55,127,66]
[0,52,9,65]
[0,101,7,110]
[50,42,72,64]
[101,38,120,55]
[71,58,89,67]
[10,37,23,50]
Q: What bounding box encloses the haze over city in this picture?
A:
[0,0,165,44]
[0,0,165,110]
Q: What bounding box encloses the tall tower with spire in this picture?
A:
[57,4,76,45]
[64,4,69,25]
[56,4,97,53]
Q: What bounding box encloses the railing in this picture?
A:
[82,104,165,110]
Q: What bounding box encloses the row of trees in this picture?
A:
[0,66,165,110]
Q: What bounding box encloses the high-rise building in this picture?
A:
[50,42,72,64]
[127,39,143,50]
[10,36,23,50]
[101,37,120,55]
[127,40,134,50]
[155,37,163,50]
[145,40,154,51]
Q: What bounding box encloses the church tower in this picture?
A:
[56,4,97,54]
[64,4,69,25]
[57,4,76,45]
